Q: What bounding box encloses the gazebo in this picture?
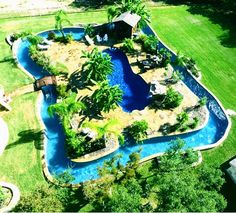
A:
[112,11,141,40]
[93,12,141,43]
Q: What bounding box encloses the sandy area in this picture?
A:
[44,40,207,137]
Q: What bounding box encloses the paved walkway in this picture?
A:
[8,84,35,98]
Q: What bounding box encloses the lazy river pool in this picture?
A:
[14,27,230,183]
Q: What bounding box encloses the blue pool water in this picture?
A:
[15,27,230,183]
[105,48,150,112]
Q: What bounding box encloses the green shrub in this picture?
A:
[90,81,123,114]
[158,48,172,67]
[56,84,69,98]
[167,70,184,84]
[134,34,158,54]
[84,24,95,37]
[121,38,135,53]
[161,87,183,109]
[27,35,43,45]
[188,117,200,129]
[47,31,56,40]
[143,35,158,54]
[55,33,73,44]
[13,30,32,40]
[198,96,207,107]
[127,120,148,143]
[133,34,148,44]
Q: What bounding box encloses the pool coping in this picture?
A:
[0,182,20,213]
[13,24,232,185]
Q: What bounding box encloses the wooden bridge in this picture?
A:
[34,76,57,91]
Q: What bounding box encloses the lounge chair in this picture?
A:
[96,35,102,43]
[85,35,94,45]
[42,38,54,45]
[103,34,108,42]
[37,44,50,51]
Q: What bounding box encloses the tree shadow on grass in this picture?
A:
[187,4,236,48]
[152,0,236,48]
[6,129,44,150]
[69,0,119,10]
[0,56,17,67]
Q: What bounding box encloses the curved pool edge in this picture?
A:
[145,23,232,150]
[35,92,82,187]
[12,39,35,80]
[12,25,232,185]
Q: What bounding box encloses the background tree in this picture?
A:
[107,0,150,28]
[55,10,72,39]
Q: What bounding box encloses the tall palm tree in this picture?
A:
[81,48,113,85]
[55,10,72,38]
[91,81,123,114]
[107,0,150,27]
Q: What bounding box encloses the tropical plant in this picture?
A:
[107,0,150,28]
[54,10,72,40]
[167,70,184,84]
[121,38,135,53]
[47,31,56,40]
[82,118,121,140]
[198,96,208,107]
[161,87,183,109]
[48,93,86,119]
[14,184,65,212]
[81,48,113,85]
[158,48,172,67]
[27,35,43,45]
[127,120,148,143]
[56,84,70,98]
[172,52,185,67]
[143,35,158,54]
[12,30,32,40]
[90,81,123,114]
[176,111,189,131]
[159,139,198,171]
[188,117,200,129]
[84,24,95,37]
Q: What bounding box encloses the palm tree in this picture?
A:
[107,0,150,28]
[55,10,72,39]
[82,118,121,139]
[81,48,113,85]
[90,81,123,114]
[48,93,86,119]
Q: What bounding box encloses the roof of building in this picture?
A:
[113,11,141,28]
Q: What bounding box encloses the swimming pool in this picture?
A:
[105,48,150,112]
[14,26,231,183]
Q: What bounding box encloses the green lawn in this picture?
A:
[0,5,235,210]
